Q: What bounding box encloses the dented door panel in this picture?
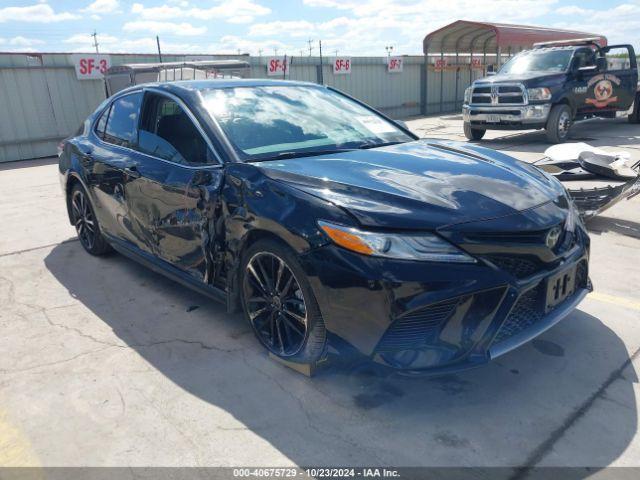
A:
[126,155,224,283]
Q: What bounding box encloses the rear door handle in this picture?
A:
[124,165,141,178]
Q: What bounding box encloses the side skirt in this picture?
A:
[105,235,227,305]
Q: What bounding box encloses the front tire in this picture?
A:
[70,183,112,256]
[463,122,486,140]
[240,239,327,363]
[546,104,572,143]
[628,94,640,124]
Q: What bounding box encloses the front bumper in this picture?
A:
[463,104,551,129]
[302,227,590,373]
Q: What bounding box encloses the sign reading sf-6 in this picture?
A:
[333,57,351,74]
[71,54,111,80]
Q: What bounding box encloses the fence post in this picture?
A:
[421,50,428,115]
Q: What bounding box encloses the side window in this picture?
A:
[138,93,215,165]
[95,106,110,139]
[103,92,143,148]
[574,49,595,69]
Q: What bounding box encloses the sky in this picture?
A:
[0,0,639,56]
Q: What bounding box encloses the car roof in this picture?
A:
[110,78,324,100]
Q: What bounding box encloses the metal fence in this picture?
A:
[0,52,492,163]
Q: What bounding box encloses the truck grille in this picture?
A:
[471,83,526,106]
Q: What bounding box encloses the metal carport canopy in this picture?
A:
[423,20,607,54]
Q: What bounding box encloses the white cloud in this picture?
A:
[212,35,294,55]
[556,5,590,15]
[64,34,212,54]
[249,21,316,37]
[64,33,120,45]
[130,1,270,24]
[7,36,45,46]
[0,2,79,23]
[123,20,207,36]
[82,0,121,15]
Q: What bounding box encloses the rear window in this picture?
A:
[103,92,143,148]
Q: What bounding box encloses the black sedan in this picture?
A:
[58,79,591,373]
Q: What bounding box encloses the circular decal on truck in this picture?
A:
[594,80,613,102]
[586,73,620,108]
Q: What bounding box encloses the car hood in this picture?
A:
[257,140,566,230]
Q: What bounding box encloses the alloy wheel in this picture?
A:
[558,111,571,138]
[72,189,96,251]
[243,252,308,356]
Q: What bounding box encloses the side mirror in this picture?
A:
[577,65,598,77]
[596,57,607,72]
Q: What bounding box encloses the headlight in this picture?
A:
[464,86,472,104]
[527,87,552,101]
[318,221,476,263]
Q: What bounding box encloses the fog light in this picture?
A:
[524,104,550,119]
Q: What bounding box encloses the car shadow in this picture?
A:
[44,242,637,469]
[587,215,640,240]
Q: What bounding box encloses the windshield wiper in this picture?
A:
[252,148,357,162]
[355,141,405,150]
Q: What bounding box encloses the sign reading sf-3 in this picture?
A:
[463,40,639,143]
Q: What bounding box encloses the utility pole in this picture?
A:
[156,35,163,63]
[283,54,287,80]
[385,45,394,58]
[307,38,314,56]
[91,30,99,53]
[334,50,338,57]
[318,40,324,84]
[274,47,278,56]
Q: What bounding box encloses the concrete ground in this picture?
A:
[0,116,639,469]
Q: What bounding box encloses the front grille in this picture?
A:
[493,285,543,344]
[376,298,460,352]
[485,255,542,279]
[471,83,526,106]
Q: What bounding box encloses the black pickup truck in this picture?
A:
[463,39,639,143]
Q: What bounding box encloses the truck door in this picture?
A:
[571,48,599,116]
[582,45,638,113]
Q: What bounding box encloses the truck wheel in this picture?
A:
[546,104,572,143]
[463,122,486,141]
[628,94,640,124]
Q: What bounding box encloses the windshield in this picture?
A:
[201,85,413,161]
[499,49,573,75]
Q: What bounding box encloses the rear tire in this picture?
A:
[546,104,572,143]
[70,183,112,256]
[628,94,640,124]
[463,122,486,141]
[240,239,327,364]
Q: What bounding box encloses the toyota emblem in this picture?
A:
[546,226,562,249]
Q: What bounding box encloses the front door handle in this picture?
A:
[124,165,141,178]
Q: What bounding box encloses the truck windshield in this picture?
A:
[200,85,413,161]
[499,50,573,75]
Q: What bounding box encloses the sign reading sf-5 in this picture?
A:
[58,80,591,374]
[463,39,639,143]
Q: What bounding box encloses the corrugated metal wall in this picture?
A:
[0,52,491,163]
